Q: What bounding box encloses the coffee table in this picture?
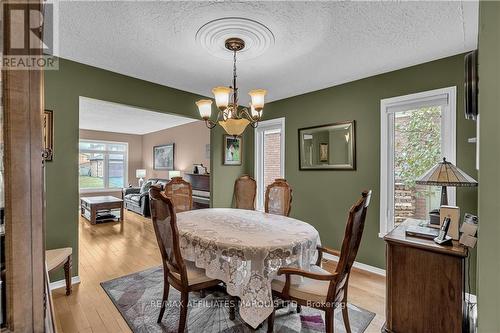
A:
[80,196,124,225]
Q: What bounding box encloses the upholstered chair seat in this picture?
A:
[271,265,331,304]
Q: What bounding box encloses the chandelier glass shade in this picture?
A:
[195,38,267,136]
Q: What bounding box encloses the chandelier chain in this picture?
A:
[232,50,238,106]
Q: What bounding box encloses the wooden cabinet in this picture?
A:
[384,219,467,333]
[183,173,210,209]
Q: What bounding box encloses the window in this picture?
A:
[254,118,285,211]
[79,140,128,191]
[380,87,456,236]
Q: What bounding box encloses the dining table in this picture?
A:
[176,208,321,328]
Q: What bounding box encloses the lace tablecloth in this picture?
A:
[176,208,321,328]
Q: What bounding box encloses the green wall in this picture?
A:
[477,2,500,331]
[259,54,478,288]
[210,125,253,208]
[45,54,478,292]
[45,58,251,279]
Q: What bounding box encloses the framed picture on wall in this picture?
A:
[153,143,174,170]
[43,109,54,161]
[319,143,329,162]
[223,135,242,165]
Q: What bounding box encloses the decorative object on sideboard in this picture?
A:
[153,143,174,170]
[135,169,146,187]
[43,109,54,161]
[195,37,267,136]
[193,164,207,175]
[459,213,478,248]
[223,135,242,166]
[416,157,477,225]
[298,121,356,170]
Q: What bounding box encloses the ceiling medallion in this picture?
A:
[195,17,275,60]
[195,37,267,136]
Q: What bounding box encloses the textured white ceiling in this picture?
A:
[55,1,478,105]
[79,97,196,135]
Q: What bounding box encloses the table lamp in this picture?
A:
[169,170,181,179]
[136,169,146,187]
[416,157,477,225]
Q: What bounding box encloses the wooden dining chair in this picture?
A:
[268,190,372,333]
[149,186,221,332]
[234,174,257,210]
[164,176,193,213]
[265,178,292,216]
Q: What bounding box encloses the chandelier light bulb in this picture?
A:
[212,86,232,111]
[195,99,213,119]
[249,89,267,111]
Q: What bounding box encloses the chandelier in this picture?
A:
[195,38,267,136]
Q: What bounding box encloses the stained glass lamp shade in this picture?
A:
[416,157,478,206]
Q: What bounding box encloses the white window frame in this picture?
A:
[254,117,286,211]
[379,87,456,237]
[79,139,129,193]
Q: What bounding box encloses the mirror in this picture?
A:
[299,121,356,170]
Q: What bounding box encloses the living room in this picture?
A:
[78,96,211,223]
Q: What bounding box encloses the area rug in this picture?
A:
[101,266,375,333]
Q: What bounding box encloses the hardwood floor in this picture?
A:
[52,210,386,332]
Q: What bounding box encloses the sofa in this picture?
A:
[122,178,169,217]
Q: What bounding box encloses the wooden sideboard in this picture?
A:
[383,219,468,333]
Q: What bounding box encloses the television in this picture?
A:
[464,50,478,120]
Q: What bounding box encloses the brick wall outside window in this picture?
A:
[263,132,281,189]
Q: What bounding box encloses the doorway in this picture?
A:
[254,118,285,211]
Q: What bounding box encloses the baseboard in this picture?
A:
[322,253,386,277]
[49,276,81,291]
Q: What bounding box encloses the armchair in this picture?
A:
[268,190,372,333]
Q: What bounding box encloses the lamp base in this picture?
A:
[138,178,144,187]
